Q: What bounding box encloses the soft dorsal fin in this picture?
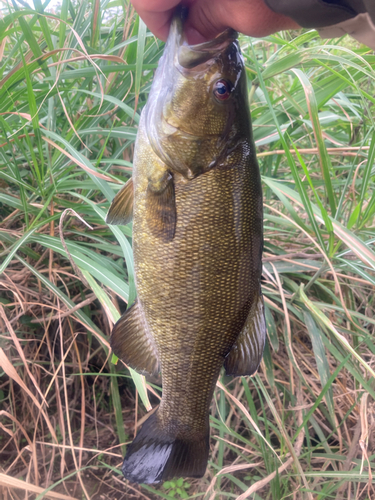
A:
[146,172,176,242]
[111,299,160,376]
[224,294,266,377]
[106,178,134,226]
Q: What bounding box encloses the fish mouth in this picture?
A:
[144,10,238,170]
[178,29,238,70]
[165,10,238,70]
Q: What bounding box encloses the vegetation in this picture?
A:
[0,1,374,499]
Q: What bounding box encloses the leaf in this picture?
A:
[287,136,327,252]
[33,0,55,55]
[68,192,136,305]
[59,0,68,48]
[292,355,350,443]
[16,256,109,347]
[31,234,129,301]
[304,311,335,425]
[0,215,59,275]
[81,271,151,412]
[0,348,42,411]
[0,472,78,500]
[76,89,140,123]
[291,69,336,216]
[263,177,375,271]
[357,130,375,228]
[300,286,375,379]
[291,141,334,254]
[42,131,115,201]
[134,16,147,110]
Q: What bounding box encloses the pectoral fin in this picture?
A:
[224,294,266,377]
[146,172,176,242]
[111,299,160,376]
[106,178,134,226]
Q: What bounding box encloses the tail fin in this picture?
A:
[122,411,209,484]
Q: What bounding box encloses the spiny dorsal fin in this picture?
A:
[111,299,160,376]
[106,178,134,226]
[146,172,176,242]
[224,294,266,377]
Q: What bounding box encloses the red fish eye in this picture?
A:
[213,80,231,100]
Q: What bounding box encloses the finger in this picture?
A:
[185,0,299,44]
[131,0,181,41]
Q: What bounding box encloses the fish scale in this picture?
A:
[107,10,266,484]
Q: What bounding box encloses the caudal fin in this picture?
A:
[122,411,209,484]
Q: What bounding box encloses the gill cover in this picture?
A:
[139,10,246,240]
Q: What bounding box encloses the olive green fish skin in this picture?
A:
[134,122,262,430]
[108,14,265,484]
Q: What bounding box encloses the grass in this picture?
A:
[0,1,375,499]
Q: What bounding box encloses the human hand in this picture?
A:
[131,0,300,44]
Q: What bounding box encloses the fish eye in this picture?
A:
[213,80,232,101]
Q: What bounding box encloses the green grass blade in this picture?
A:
[304,311,335,425]
[0,214,60,274]
[58,0,68,48]
[15,256,108,344]
[134,15,147,110]
[300,286,375,379]
[69,192,136,305]
[287,136,327,252]
[76,89,140,124]
[43,130,115,200]
[358,130,375,228]
[263,177,375,270]
[291,68,336,216]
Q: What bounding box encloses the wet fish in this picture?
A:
[106,10,266,485]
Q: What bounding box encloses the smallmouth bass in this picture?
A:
[107,11,266,485]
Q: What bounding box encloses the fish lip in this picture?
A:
[181,28,238,53]
[166,10,238,70]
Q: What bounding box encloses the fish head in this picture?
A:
[145,13,250,178]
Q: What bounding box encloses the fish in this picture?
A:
[106,9,266,485]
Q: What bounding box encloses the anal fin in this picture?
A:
[106,177,134,226]
[111,299,159,376]
[224,294,267,377]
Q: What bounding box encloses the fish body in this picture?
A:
[107,11,266,484]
